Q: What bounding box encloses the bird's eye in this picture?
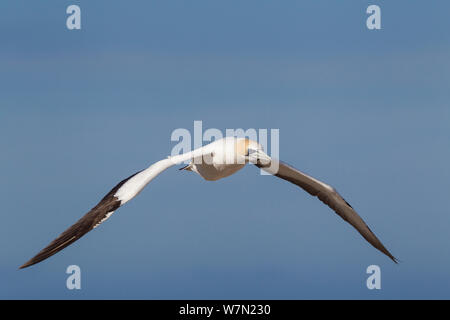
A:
[246,148,257,156]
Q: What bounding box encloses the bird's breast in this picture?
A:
[193,162,246,181]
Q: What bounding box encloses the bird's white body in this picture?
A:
[182,137,251,181]
[115,137,260,203]
[187,161,245,181]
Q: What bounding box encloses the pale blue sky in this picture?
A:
[1,1,449,299]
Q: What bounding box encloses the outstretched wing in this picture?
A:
[256,160,397,263]
[19,155,186,269]
[19,170,143,269]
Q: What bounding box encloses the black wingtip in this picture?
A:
[19,255,46,269]
[19,260,33,269]
[383,250,399,264]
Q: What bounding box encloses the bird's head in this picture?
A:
[238,139,271,166]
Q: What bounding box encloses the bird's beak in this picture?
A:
[248,150,272,166]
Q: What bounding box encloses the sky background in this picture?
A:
[1,1,449,299]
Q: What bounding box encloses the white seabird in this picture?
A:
[20,137,397,268]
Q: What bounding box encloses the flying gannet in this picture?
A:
[20,137,397,268]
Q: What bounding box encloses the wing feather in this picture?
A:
[19,170,142,269]
[20,149,210,269]
[256,160,397,263]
